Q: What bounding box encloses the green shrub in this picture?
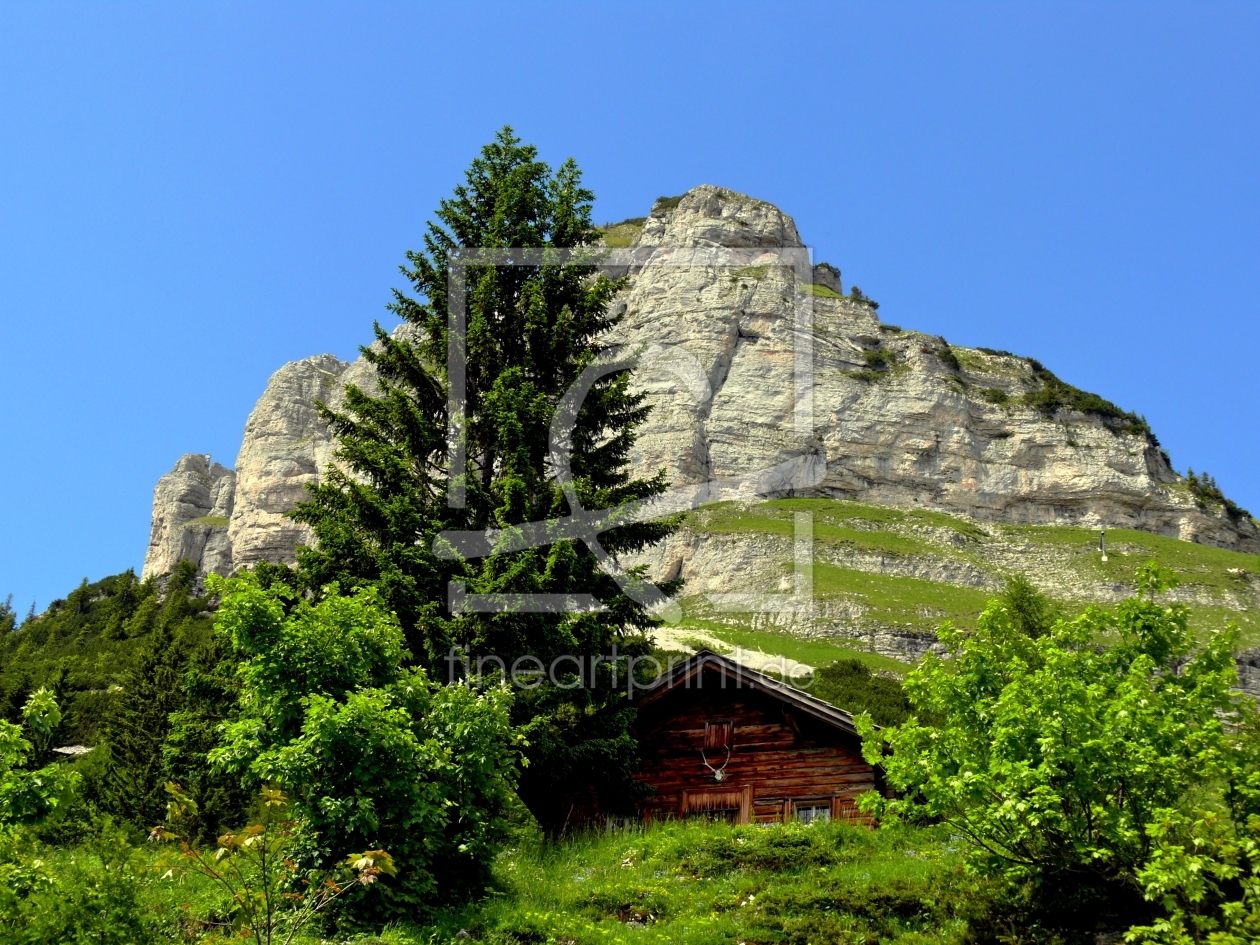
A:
[879,323,902,333]
[0,820,156,945]
[1020,361,1153,438]
[980,387,1009,404]
[862,565,1243,931]
[653,195,684,212]
[209,575,521,921]
[1186,468,1252,522]
[863,349,897,370]
[847,285,880,309]
[810,659,912,726]
[936,338,961,372]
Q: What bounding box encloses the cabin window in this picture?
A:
[795,803,831,825]
[704,720,734,752]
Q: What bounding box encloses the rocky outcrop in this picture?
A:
[226,354,350,573]
[142,184,1259,592]
[140,339,402,580]
[612,185,1259,579]
[141,455,235,580]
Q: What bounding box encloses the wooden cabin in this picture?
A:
[629,650,879,826]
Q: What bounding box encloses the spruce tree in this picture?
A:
[291,128,677,825]
[99,620,189,827]
[98,560,209,827]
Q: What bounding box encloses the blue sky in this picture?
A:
[1,1,1257,611]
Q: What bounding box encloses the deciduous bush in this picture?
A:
[208,574,521,922]
[859,565,1242,931]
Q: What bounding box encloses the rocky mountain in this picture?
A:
[142,185,1259,604]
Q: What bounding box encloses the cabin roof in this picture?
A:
[636,649,863,738]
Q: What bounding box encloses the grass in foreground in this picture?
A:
[402,819,981,945]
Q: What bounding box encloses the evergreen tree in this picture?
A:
[98,560,209,827]
[0,594,14,635]
[291,128,677,826]
[162,631,248,843]
[999,573,1058,639]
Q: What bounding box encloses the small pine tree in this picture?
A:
[811,659,912,727]
[0,595,14,635]
[99,560,208,828]
[999,573,1058,638]
[162,631,248,843]
[98,622,186,826]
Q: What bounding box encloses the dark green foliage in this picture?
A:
[290,128,677,830]
[0,564,209,749]
[847,285,880,309]
[1020,360,1153,438]
[810,658,912,727]
[81,560,236,831]
[653,195,684,211]
[980,386,1009,404]
[863,349,897,371]
[878,323,902,333]
[97,624,191,828]
[999,573,1058,639]
[936,337,961,372]
[159,632,248,845]
[1186,467,1252,522]
[0,597,14,636]
[845,348,899,383]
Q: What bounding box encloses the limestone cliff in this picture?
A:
[141,185,1259,588]
[611,186,1258,597]
[141,455,235,580]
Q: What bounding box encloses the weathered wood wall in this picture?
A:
[634,685,876,825]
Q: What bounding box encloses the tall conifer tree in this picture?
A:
[291,128,676,824]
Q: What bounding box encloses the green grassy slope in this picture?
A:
[401,819,980,945]
[670,497,1260,668]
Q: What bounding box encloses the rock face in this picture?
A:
[611,186,1259,589]
[140,335,405,581]
[226,354,351,573]
[141,455,236,580]
[142,184,1259,590]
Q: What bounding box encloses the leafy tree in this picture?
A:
[1126,714,1260,943]
[0,691,77,827]
[209,573,520,921]
[289,127,677,827]
[859,565,1240,930]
